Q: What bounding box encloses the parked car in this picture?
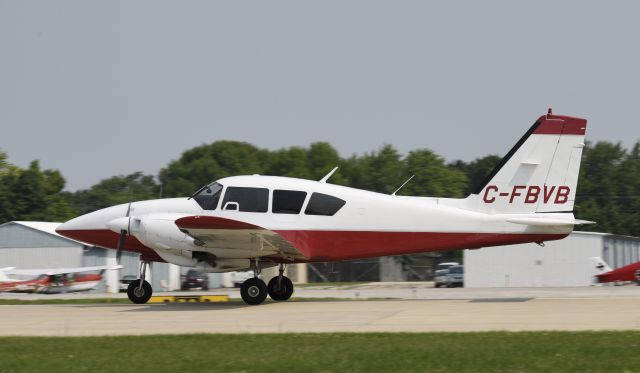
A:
[446,265,464,287]
[433,262,459,288]
[435,262,460,272]
[434,269,450,288]
[230,271,254,288]
[119,275,137,292]
[181,269,209,290]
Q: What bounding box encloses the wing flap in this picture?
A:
[175,215,306,260]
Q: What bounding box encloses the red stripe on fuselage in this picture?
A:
[55,229,165,262]
[274,230,568,261]
[175,215,262,230]
[57,228,567,263]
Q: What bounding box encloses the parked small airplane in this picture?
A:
[591,257,640,284]
[57,109,591,305]
[0,265,121,293]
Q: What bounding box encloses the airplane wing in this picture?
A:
[506,217,596,226]
[175,215,306,261]
[4,265,123,276]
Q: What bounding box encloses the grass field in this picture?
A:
[2,332,639,372]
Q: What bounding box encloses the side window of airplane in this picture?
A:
[304,192,346,216]
[222,187,269,213]
[272,190,307,214]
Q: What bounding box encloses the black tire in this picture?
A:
[127,280,152,304]
[267,276,294,301]
[240,278,268,305]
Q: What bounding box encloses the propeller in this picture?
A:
[115,201,132,265]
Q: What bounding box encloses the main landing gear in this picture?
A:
[240,262,294,305]
[127,261,152,304]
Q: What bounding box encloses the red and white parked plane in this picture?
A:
[0,265,121,293]
[57,110,591,305]
[592,257,640,285]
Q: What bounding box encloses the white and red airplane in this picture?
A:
[591,257,640,285]
[57,109,591,305]
[0,265,121,293]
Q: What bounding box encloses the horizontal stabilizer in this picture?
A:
[506,217,596,226]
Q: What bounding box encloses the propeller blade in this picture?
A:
[125,200,132,233]
[115,200,133,265]
[115,229,127,265]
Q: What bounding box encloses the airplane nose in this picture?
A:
[56,216,87,235]
[55,213,96,241]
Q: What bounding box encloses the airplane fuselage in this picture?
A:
[57,175,573,267]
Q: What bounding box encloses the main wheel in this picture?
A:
[240,278,268,305]
[127,280,152,304]
[267,276,294,301]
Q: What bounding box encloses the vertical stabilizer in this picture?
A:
[469,110,587,214]
[591,257,612,275]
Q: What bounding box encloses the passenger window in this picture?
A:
[272,190,307,214]
[222,187,269,213]
[304,193,346,216]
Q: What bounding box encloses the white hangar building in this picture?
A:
[464,231,640,287]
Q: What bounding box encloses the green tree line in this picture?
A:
[0,140,639,236]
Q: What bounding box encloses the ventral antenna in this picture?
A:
[392,174,415,196]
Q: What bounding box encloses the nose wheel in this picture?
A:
[127,261,152,304]
[127,280,152,304]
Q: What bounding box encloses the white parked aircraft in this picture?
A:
[57,110,591,305]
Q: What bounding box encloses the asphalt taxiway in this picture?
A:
[1,284,640,336]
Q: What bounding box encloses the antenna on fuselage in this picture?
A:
[319,167,339,183]
[392,174,415,196]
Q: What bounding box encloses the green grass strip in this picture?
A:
[1,331,639,372]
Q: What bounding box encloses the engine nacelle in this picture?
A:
[116,213,278,272]
[128,213,198,252]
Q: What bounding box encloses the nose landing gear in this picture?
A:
[127,261,152,304]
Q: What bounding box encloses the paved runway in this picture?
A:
[2,285,640,336]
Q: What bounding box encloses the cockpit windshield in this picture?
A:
[192,182,223,210]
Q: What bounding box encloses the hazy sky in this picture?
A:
[1,1,639,191]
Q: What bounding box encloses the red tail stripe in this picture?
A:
[533,115,587,135]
